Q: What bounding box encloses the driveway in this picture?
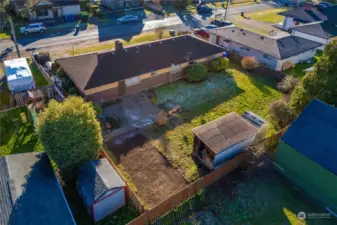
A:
[102,92,161,128]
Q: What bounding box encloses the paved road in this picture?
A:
[0,2,276,51]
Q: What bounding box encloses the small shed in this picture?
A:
[192,112,259,170]
[4,58,35,93]
[275,99,337,214]
[77,158,126,222]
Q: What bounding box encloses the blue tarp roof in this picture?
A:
[77,158,125,208]
[281,99,337,175]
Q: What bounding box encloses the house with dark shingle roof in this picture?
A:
[208,26,322,71]
[10,0,80,22]
[291,21,337,45]
[0,152,76,225]
[56,35,225,104]
[278,4,337,30]
[275,99,337,214]
[77,158,126,222]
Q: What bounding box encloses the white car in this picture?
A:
[117,15,139,24]
[20,23,46,35]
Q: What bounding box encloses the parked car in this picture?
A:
[204,25,218,29]
[319,2,334,7]
[117,15,139,24]
[20,23,46,35]
[197,6,213,14]
[211,20,233,27]
[194,28,210,39]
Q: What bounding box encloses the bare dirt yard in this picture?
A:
[105,133,187,209]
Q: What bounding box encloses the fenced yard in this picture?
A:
[0,106,43,157]
[149,157,337,225]
[145,64,282,182]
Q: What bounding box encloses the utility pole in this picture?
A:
[8,16,20,58]
[224,0,230,21]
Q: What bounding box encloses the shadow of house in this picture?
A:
[0,152,75,225]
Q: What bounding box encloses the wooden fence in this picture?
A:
[126,153,249,225]
[100,150,146,214]
[32,56,53,85]
[227,51,286,82]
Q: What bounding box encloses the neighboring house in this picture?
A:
[278,5,337,30]
[291,21,337,46]
[11,0,80,22]
[5,57,35,93]
[275,99,337,214]
[56,35,225,104]
[192,112,260,170]
[101,0,141,10]
[0,152,76,225]
[77,158,126,222]
[209,27,322,71]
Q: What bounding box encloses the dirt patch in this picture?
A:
[105,133,188,209]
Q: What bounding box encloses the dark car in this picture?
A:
[319,2,334,7]
[194,28,210,39]
[211,20,233,27]
[197,6,212,14]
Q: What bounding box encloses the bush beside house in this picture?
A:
[186,63,208,82]
[212,57,229,72]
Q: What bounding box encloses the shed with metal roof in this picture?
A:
[76,158,126,222]
[192,112,259,170]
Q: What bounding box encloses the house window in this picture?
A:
[171,64,181,73]
[241,47,250,51]
[125,76,140,86]
[263,54,270,59]
[151,71,157,76]
[37,9,49,17]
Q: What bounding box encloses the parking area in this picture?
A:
[105,133,187,209]
[102,92,161,128]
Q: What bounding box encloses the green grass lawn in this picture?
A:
[26,58,49,87]
[285,63,314,78]
[146,64,282,182]
[247,8,288,23]
[0,32,11,40]
[69,31,172,55]
[0,107,43,157]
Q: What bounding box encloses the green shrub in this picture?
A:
[277,75,300,93]
[51,61,60,74]
[212,57,229,72]
[80,11,89,21]
[88,4,99,14]
[186,63,208,82]
[269,100,295,129]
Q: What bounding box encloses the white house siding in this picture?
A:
[292,30,328,45]
[213,135,255,169]
[210,33,279,69]
[93,188,125,222]
[276,46,321,71]
[62,5,81,16]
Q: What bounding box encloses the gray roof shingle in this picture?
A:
[56,35,225,91]
[192,113,259,154]
[281,99,337,176]
[0,152,75,225]
[76,158,125,208]
[292,21,337,39]
[209,27,322,59]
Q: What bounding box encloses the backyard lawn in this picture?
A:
[247,8,288,23]
[145,64,282,182]
[0,107,43,157]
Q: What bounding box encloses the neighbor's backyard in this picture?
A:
[154,159,337,225]
[145,63,282,182]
